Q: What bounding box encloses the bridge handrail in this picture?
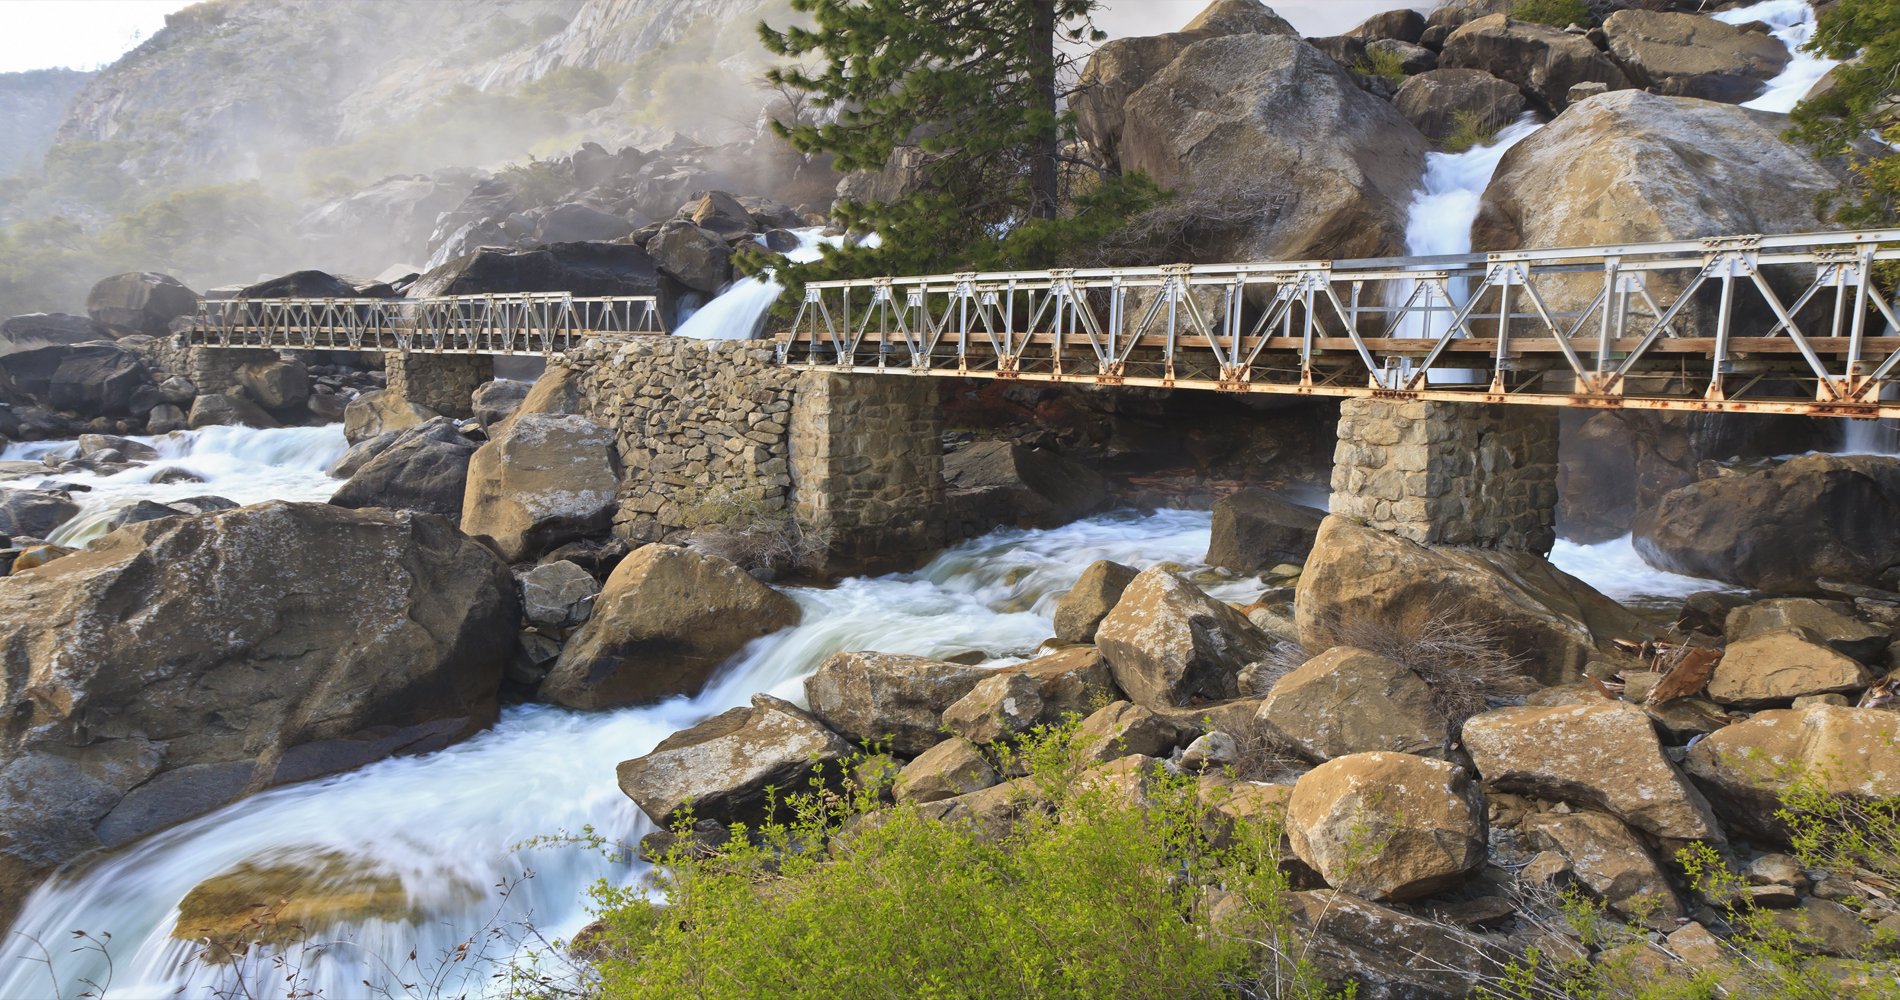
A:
[189,291,666,355]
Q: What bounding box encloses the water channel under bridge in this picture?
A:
[182,229,1900,420]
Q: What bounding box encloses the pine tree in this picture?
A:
[755,0,1157,283]
[1791,0,1900,227]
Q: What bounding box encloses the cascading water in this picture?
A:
[1714,0,1840,115]
[0,425,348,546]
[673,229,840,341]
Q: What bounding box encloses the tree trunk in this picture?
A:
[1028,0,1060,221]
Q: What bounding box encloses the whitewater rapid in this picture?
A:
[1714,0,1840,115]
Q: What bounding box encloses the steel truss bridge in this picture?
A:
[185,293,664,356]
[777,230,1900,419]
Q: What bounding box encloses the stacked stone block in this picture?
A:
[187,345,279,394]
[1330,398,1558,554]
[790,372,949,577]
[386,352,493,418]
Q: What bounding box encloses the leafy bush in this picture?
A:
[1511,0,1591,28]
[1352,47,1408,84]
[577,721,1342,999]
[1442,109,1504,154]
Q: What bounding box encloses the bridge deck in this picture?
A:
[776,230,1900,419]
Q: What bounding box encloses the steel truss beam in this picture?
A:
[184,293,664,356]
[778,230,1900,419]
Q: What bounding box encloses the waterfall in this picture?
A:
[673,229,840,341]
[1714,0,1840,115]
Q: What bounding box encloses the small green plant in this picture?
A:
[1442,109,1505,154]
[1352,46,1408,84]
[1511,0,1591,29]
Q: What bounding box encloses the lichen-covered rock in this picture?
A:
[1462,703,1723,843]
[1601,9,1790,104]
[941,646,1115,745]
[539,544,799,709]
[1439,14,1631,112]
[1392,68,1530,144]
[1096,567,1275,708]
[1075,700,1193,763]
[341,389,436,444]
[461,413,619,562]
[328,423,477,520]
[1258,647,1453,762]
[893,738,999,804]
[1522,810,1683,926]
[1706,629,1870,707]
[0,502,515,930]
[1725,599,1889,662]
[1288,751,1486,902]
[517,559,600,631]
[803,651,991,756]
[1683,705,1900,841]
[615,694,853,827]
[1284,890,1503,998]
[1052,559,1137,644]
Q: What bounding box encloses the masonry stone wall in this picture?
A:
[552,336,947,577]
[386,353,493,418]
[187,345,279,394]
[1331,398,1558,554]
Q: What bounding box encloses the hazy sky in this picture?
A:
[0,0,1436,75]
[0,0,192,73]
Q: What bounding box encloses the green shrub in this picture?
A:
[1442,109,1504,154]
[576,721,1340,1000]
[1511,0,1591,28]
[1352,46,1408,84]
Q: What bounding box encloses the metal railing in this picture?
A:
[186,293,664,355]
[777,230,1900,418]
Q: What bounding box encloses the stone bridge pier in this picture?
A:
[386,353,494,419]
[1328,398,1559,555]
[556,337,947,579]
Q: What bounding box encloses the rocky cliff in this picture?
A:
[0,69,92,179]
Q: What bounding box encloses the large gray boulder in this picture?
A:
[1095,567,1275,708]
[1392,68,1531,144]
[1633,454,1900,593]
[0,313,109,350]
[409,241,662,299]
[1288,752,1486,902]
[616,694,853,827]
[0,502,516,930]
[188,392,278,429]
[328,421,479,520]
[461,413,620,562]
[538,544,800,709]
[0,489,79,540]
[85,272,199,338]
[1601,9,1790,104]
[803,651,991,756]
[1296,516,1643,685]
[1258,647,1453,762]
[0,342,149,417]
[342,389,438,444]
[1068,0,1297,172]
[470,379,531,430]
[1118,32,1428,262]
[1204,487,1323,575]
[648,221,733,295]
[943,441,1108,530]
[1439,14,1631,112]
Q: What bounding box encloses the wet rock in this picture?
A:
[616,694,853,827]
[540,544,798,710]
[1462,702,1723,843]
[804,651,991,756]
[145,403,188,434]
[1052,558,1138,643]
[0,342,150,417]
[942,646,1115,745]
[1523,810,1683,926]
[1634,454,1900,594]
[1075,700,1193,763]
[189,393,278,429]
[679,190,756,242]
[100,499,184,532]
[1683,705,1900,842]
[517,559,600,631]
[156,376,196,404]
[165,495,237,515]
[175,850,418,949]
[1601,10,1790,104]
[0,502,515,926]
[85,272,199,337]
[1096,567,1275,708]
[648,221,733,295]
[1297,516,1643,685]
[1204,487,1323,575]
[1118,31,1427,262]
[341,389,437,444]
[1288,751,1486,902]
[1257,646,1452,762]
[0,489,78,539]
[1707,629,1871,707]
[150,466,202,485]
[408,241,662,300]
[893,738,999,804]
[329,422,477,520]
[1439,14,1631,112]
[77,433,158,462]
[1392,68,1531,144]
[460,413,619,562]
[8,543,74,572]
[942,441,1108,530]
